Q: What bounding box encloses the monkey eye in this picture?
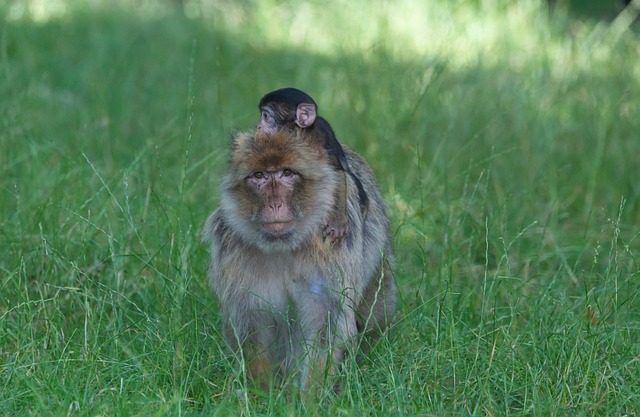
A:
[251,171,265,179]
[282,169,293,177]
[261,111,271,121]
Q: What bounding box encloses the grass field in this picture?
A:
[1,0,639,415]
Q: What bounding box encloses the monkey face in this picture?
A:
[256,106,278,133]
[219,130,338,252]
[245,168,300,236]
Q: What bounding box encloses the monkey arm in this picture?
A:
[338,151,370,220]
[290,269,358,390]
[323,169,350,242]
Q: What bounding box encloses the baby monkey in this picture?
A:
[257,87,369,242]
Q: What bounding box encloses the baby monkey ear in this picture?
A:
[295,102,317,128]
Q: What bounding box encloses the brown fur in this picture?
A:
[204,128,396,390]
[257,88,369,242]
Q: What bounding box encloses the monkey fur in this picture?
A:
[204,128,396,390]
[257,87,370,242]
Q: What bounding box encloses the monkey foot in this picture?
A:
[323,224,348,243]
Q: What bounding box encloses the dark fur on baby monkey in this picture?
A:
[257,87,369,242]
[204,128,396,391]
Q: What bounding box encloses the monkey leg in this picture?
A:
[323,171,349,243]
[242,321,286,391]
[346,170,370,219]
[245,346,273,391]
[295,290,359,391]
[296,321,335,389]
[225,306,281,391]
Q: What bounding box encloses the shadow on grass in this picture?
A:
[548,0,634,21]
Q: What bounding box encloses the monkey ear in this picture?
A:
[295,103,316,128]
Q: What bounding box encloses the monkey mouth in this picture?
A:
[262,221,293,235]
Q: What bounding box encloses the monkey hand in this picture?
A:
[323,222,348,243]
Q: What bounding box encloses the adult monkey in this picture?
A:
[204,128,396,391]
[257,88,369,242]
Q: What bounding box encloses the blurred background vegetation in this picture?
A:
[1,0,639,415]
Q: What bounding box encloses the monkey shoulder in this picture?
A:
[203,210,223,243]
[340,146,370,174]
[203,209,246,253]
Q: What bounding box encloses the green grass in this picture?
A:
[1,0,639,415]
